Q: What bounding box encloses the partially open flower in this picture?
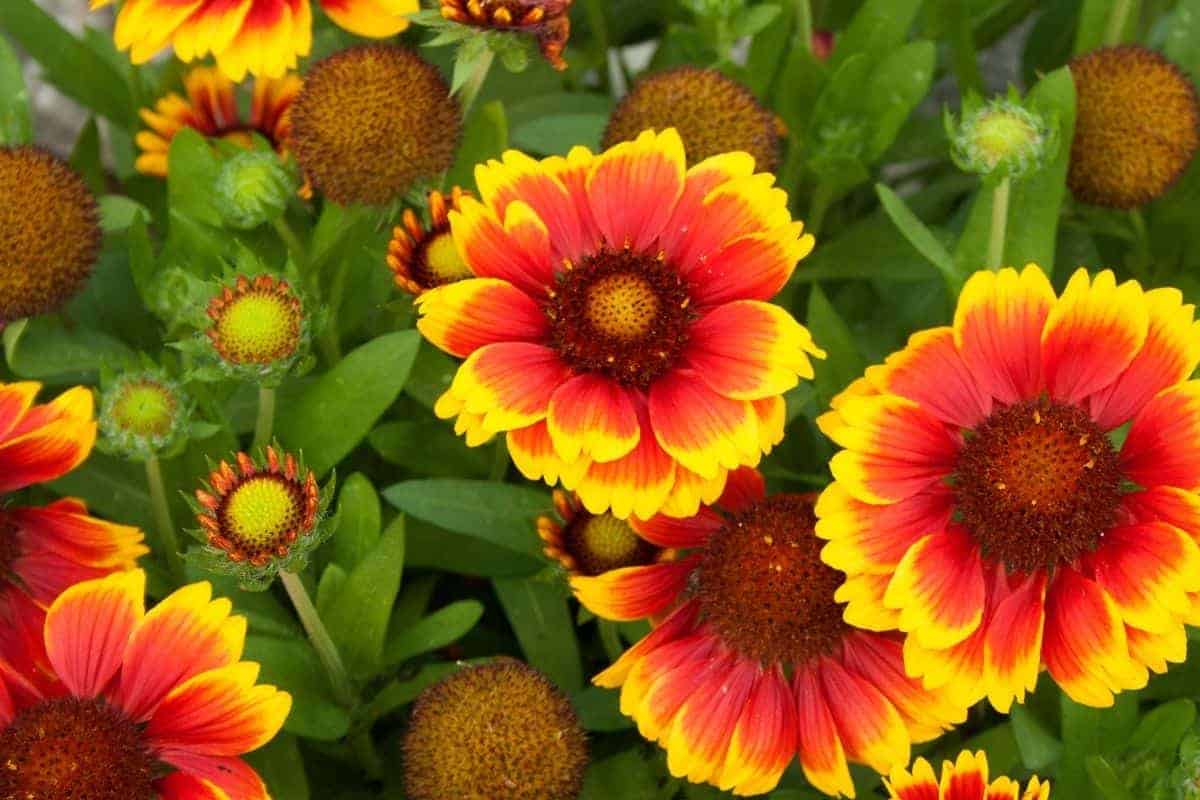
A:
[289,45,462,206]
[887,751,1050,800]
[1068,45,1200,208]
[604,67,782,172]
[387,187,474,296]
[205,274,309,384]
[192,447,332,589]
[440,0,574,71]
[402,660,588,800]
[98,371,191,459]
[135,67,301,178]
[0,147,100,324]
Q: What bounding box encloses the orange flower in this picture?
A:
[136,66,301,177]
[817,264,1200,711]
[590,469,963,797]
[387,188,475,296]
[440,0,574,70]
[0,570,291,800]
[91,0,420,80]
[416,129,823,520]
[887,751,1049,800]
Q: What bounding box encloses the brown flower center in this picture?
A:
[955,398,1123,572]
[547,247,692,388]
[0,697,156,800]
[560,512,660,576]
[693,494,848,668]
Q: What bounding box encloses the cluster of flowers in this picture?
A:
[2,0,1200,798]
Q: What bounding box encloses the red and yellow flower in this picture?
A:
[416,129,823,520]
[136,66,301,178]
[887,751,1049,800]
[816,264,1200,711]
[91,0,419,80]
[0,570,291,799]
[387,187,475,296]
[589,468,963,797]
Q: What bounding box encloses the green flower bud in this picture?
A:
[215,151,293,230]
[98,371,191,459]
[948,96,1054,181]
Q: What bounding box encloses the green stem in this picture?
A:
[350,731,384,779]
[270,215,308,270]
[1104,0,1134,45]
[986,177,1011,270]
[318,255,349,365]
[145,455,185,583]
[807,181,834,239]
[1128,208,1152,281]
[583,0,611,92]
[794,0,813,55]
[251,386,276,453]
[458,48,496,120]
[280,570,357,708]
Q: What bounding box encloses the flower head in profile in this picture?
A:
[590,469,963,797]
[402,659,588,799]
[817,264,1200,711]
[135,66,301,178]
[388,187,475,296]
[204,273,311,385]
[0,146,100,324]
[0,570,291,800]
[887,751,1049,800]
[91,0,419,80]
[1068,46,1200,208]
[439,0,574,70]
[604,67,783,172]
[191,446,333,589]
[416,129,823,520]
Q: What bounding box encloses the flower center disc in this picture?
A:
[694,494,848,667]
[548,248,692,388]
[423,232,473,285]
[955,398,1123,572]
[215,291,301,365]
[0,697,155,800]
[220,475,304,558]
[111,380,177,438]
[561,513,660,576]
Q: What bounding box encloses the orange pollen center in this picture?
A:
[694,494,848,667]
[955,398,1123,572]
[217,474,308,565]
[0,697,156,800]
[560,512,660,576]
[547,247,693,388]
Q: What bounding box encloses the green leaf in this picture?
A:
[1084,756,1135,800]
[1074,0,1128,54]
[512,113,608,156]
[1010,703,1064,770]
[360,662,463,724]
[405,518,543,577]
[828,0,924,71]
[99,196,152,233]
[447,99,509,191]
[315,563,347,620]
[369,420,492,478]
[276,331,420,476]
[243,636,351,741]
[404,341,460,409]
[324,515,406,678]
[494,576,584,692]
[331,473,382,572]
[0,33,32,145]
[573,686,633,732]
[1059,692,1139,798]
[1128,699,1197,756]
[860,40,936,162]
[732,4,781,37]
[382,478,550,557]
[69,117,106,197]
[875,183,958,288]
[806,285,867,408]
[581,749,659,800]
[4,316,134,382]
[1167,0,1200,80]
[383,599,484,667]
[246,736,310,800]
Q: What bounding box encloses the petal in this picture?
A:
[475,149,587,259]
[687,225,815,308]
[449,196,555,298]
[717,666,796,796]
[658,464,727,519]
[886,758,940,800]
[902,624,988,711]
[794,666,855,799]
[0,386,96,492]
[658,152,757,259]
[547,374,641,464]
[941,750,989,800]
[0,585,53,703]
[160,753,269,800]
[868,327,992,428]
[117,582,248,721]
[1041,269,1149,404]
[985,777,1020,800]
[438,343,571,435]
[983,572,1047,713]
[319,0,416,37]
[684,300,824,400]
[819,657,910,775]
[1086,522,1200,633]
[540,145,601,256]
[507,421,588,488]
[816,483,954,575]
[156,773,229,800]
[629,508,723,549]
[1121,485,1200,534]
[593,600,699,689]
[1120,381,1200,490]
[1087,287,1200,429]
[648,369,760,480]
[1021,778,1051,800]
[146,662,292,756]
[1125,623,1188,674]
[570,557,696,621]
[570,401,677,520]
[213,0,311,81]
[415,278,549,359]
[715,465,767,513]
[751,395,786,455]
[668,174,792,271]
[44,570,146,698]
[665,655,759,785]
[0,382,40,439]
[587,128,686,252]
[836,573,900,632]
[953,265,1055,403]
[1042,568,1146,707]
[884,528,986,649]
[822,395,958,505]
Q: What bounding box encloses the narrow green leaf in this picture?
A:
[573,686,633,732]
[1074,0,1128,53]
[276,331,420,476]
[493,576,584,692]
[361,662,464,724]
[382,478,550,557]
[0,33,32,145]
[1059,692,1139,798]
[875,183,959,288]
[315,563,347,620]
[448,99,509,190]
[243,636,351,741]
[369,420,492,478]
[383,599,484,666]
[331,472,382,572]
[581,749,659,800]
[405,518,543,577]
[1010,703,1064,770]
[828,0,924,71]
[1084,756,1135,800]
[246,736,310,800]
[861,40,936,162]
[1167,0,1200,80]
[69,117,105,197]
[1127,699,1197,756]
[324,515,406,678]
